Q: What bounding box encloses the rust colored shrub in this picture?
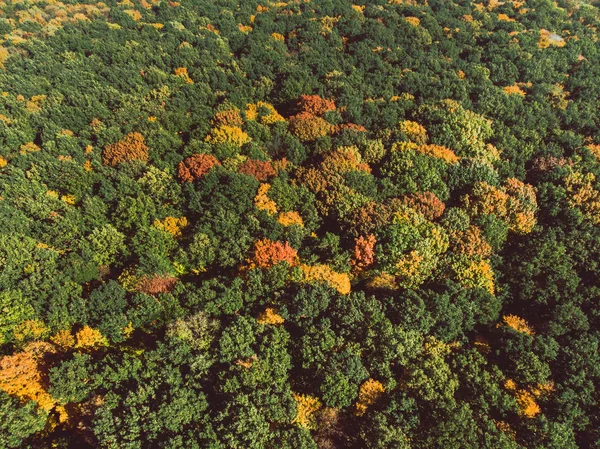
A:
[103,132,149,166]
[137,274,178,295]
[347,201,395,237]
[252,239,298,269]
[238,159,276,181]
[298,95,336,116]
[178,153,220,182]
[338,123,367,133]
[352,234,376,271]
[401,192,446,220]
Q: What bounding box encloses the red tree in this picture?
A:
[352,234,376,271]
[298,95,336,116]
[401,192,446,220]
[178,154,220,182]
[238,159,277,181]
[252,239,298,269]
[137,274,178,295]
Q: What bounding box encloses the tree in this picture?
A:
[178,153,220,182]
[102,132,149,166]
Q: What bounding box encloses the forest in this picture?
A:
[0,0,599,447]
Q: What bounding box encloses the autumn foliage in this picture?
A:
[0,342,57,412]
[102,132,149,166]
[178,154,220,182]
[300,264,351,295]
[449,226,492,259]
[289,112,336,142]
[251,239,298,269]
[238,159,276,181]
[564,171,600,224]
[212,109,243,127]
[137,274,178,295]
[257,308,285,325]
[355,378,385,416]
[254,183,278,215]
[74,326,107,349]
[153,216,188,237]
[463,179,537,234]
[352,234,376,271]
[205,125,251,146]
[292,393,322,429]
[277,211,304,227]
[401,192,446,220]
[503,315,535,336]
[297,95,336,116]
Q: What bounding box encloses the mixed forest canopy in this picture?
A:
[0,0,600,447]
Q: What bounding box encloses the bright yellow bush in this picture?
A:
[454,259,495,295]
[355,379,385,416]
[300,264,351,295]
[504,84,526,96]
[405,16,420,26]
[503,314,534,336]
[257,308,285,325]
[254,183,278,215]
[292,393,321,429]
[154,216,188,237]
[174,67,194,84]
[74,326,107,349]
[398,120,427,144]
[205,125,251,147]
[277,211,304,227]
[13,320,50,343]
[516,389,541,418]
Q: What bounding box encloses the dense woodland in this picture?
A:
[0,0,600,447]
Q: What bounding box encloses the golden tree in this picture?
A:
[74,326,107,349]
[502,315,534,336]
[289,112,336,142]
[254,183,278,215]
[205,125,251,147]
[257,308,285,325]
[102,132,149,166]
[355,378,385,416]
[0,342,57,412]
[277,211,304,227]
[300,264,351,295]
[292,393,322,429]
[153,216,188,237]
[398,120,427,144]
